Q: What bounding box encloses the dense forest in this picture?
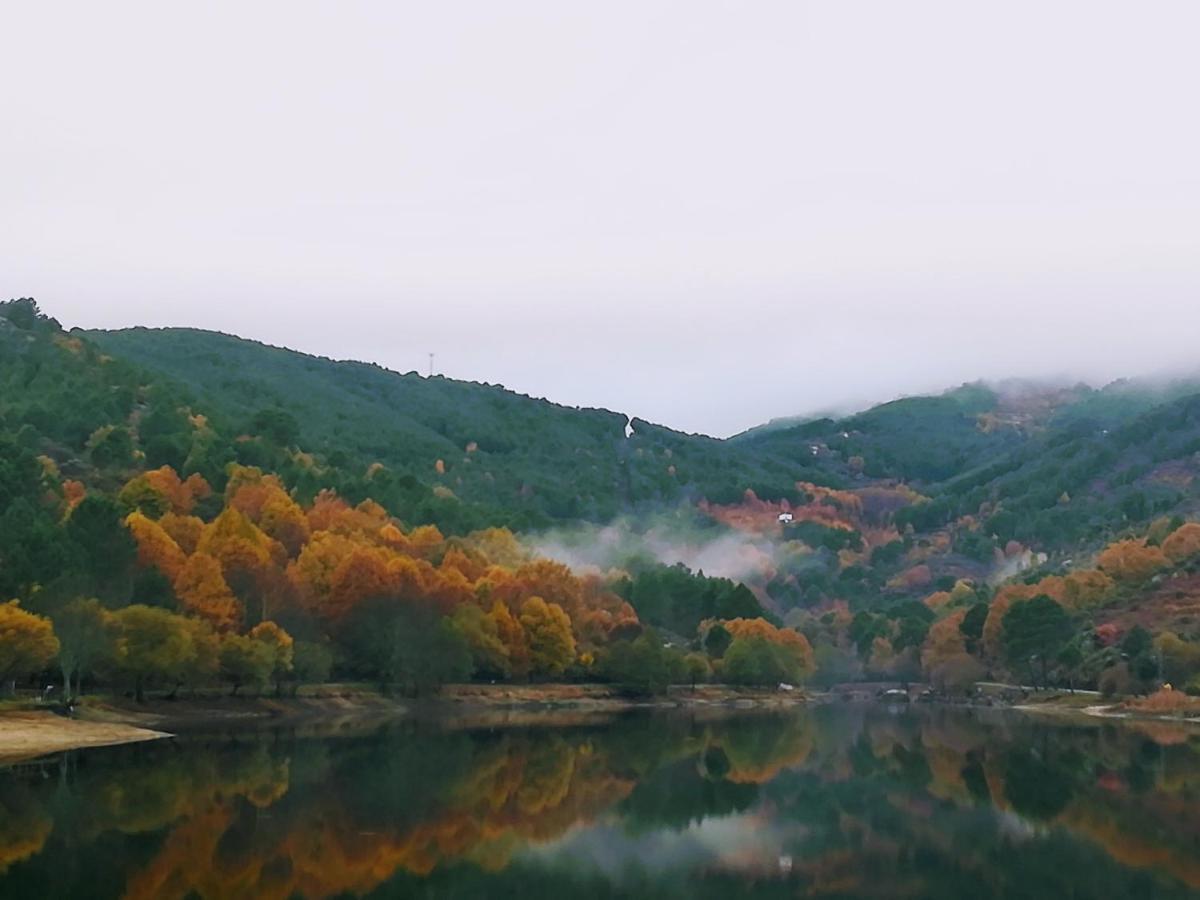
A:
[6,296,1200,702]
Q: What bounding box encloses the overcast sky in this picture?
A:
[4,2,1200,436]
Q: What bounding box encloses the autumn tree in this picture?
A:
[921,610,967,675]
[227,468,310,556]
[288,530,357,612]
[196,507,276,616]
[51,597,116,700]
[126,511,188,582]
[159,512,205,555]
[1162,522,1200,564]
[326,547,391,621]
[489,600,530,679]
[258,490,310,557]
[920,609,982,691]
[248,620,294,694]
[519,597,576,678]
[174,552,243,632]
[0,601,59,695]
[1096,539,1169,583]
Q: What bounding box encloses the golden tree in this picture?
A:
[174,552,244,632]
[519,597,575,678]
[126,511,188,581]
[0,601,59,693]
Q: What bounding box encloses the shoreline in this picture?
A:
[1015,700,1200,727]
[0,684,812,762]
[9,683,1198,763]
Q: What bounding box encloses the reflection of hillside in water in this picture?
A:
[1,708,1200,898]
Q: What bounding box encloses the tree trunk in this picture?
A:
[135,676,145,704]
[62,667,73,704]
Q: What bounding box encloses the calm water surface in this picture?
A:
[2,704,1200,898]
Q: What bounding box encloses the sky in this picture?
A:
[4,2,1200,437]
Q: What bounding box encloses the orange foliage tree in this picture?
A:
[126,511,188,582]
[1162,523,1200,564]
[174,552,244,632]
[1096,539,1170,583]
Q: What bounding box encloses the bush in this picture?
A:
[1123,687,1200,715]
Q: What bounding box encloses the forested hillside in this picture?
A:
[84,326,834,529]
[7,296,1200,700]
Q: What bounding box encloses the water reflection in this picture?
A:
[2,706,1200,898]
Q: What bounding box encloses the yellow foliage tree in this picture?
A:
[249,620,294,692]
[0,601,59,693]
[490,601,530,679]
[197,508,273,575]
[519,597,576,678]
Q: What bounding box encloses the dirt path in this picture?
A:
[0,711,170,763]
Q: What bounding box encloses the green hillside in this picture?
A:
[83,325,836,529]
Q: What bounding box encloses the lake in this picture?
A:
[2,704,1199,898]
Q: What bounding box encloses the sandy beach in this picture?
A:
[0,711,170,763]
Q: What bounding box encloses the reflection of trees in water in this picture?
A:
[0,784,52,874]
[2,711,1200,897]
[686,708,1200,898]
